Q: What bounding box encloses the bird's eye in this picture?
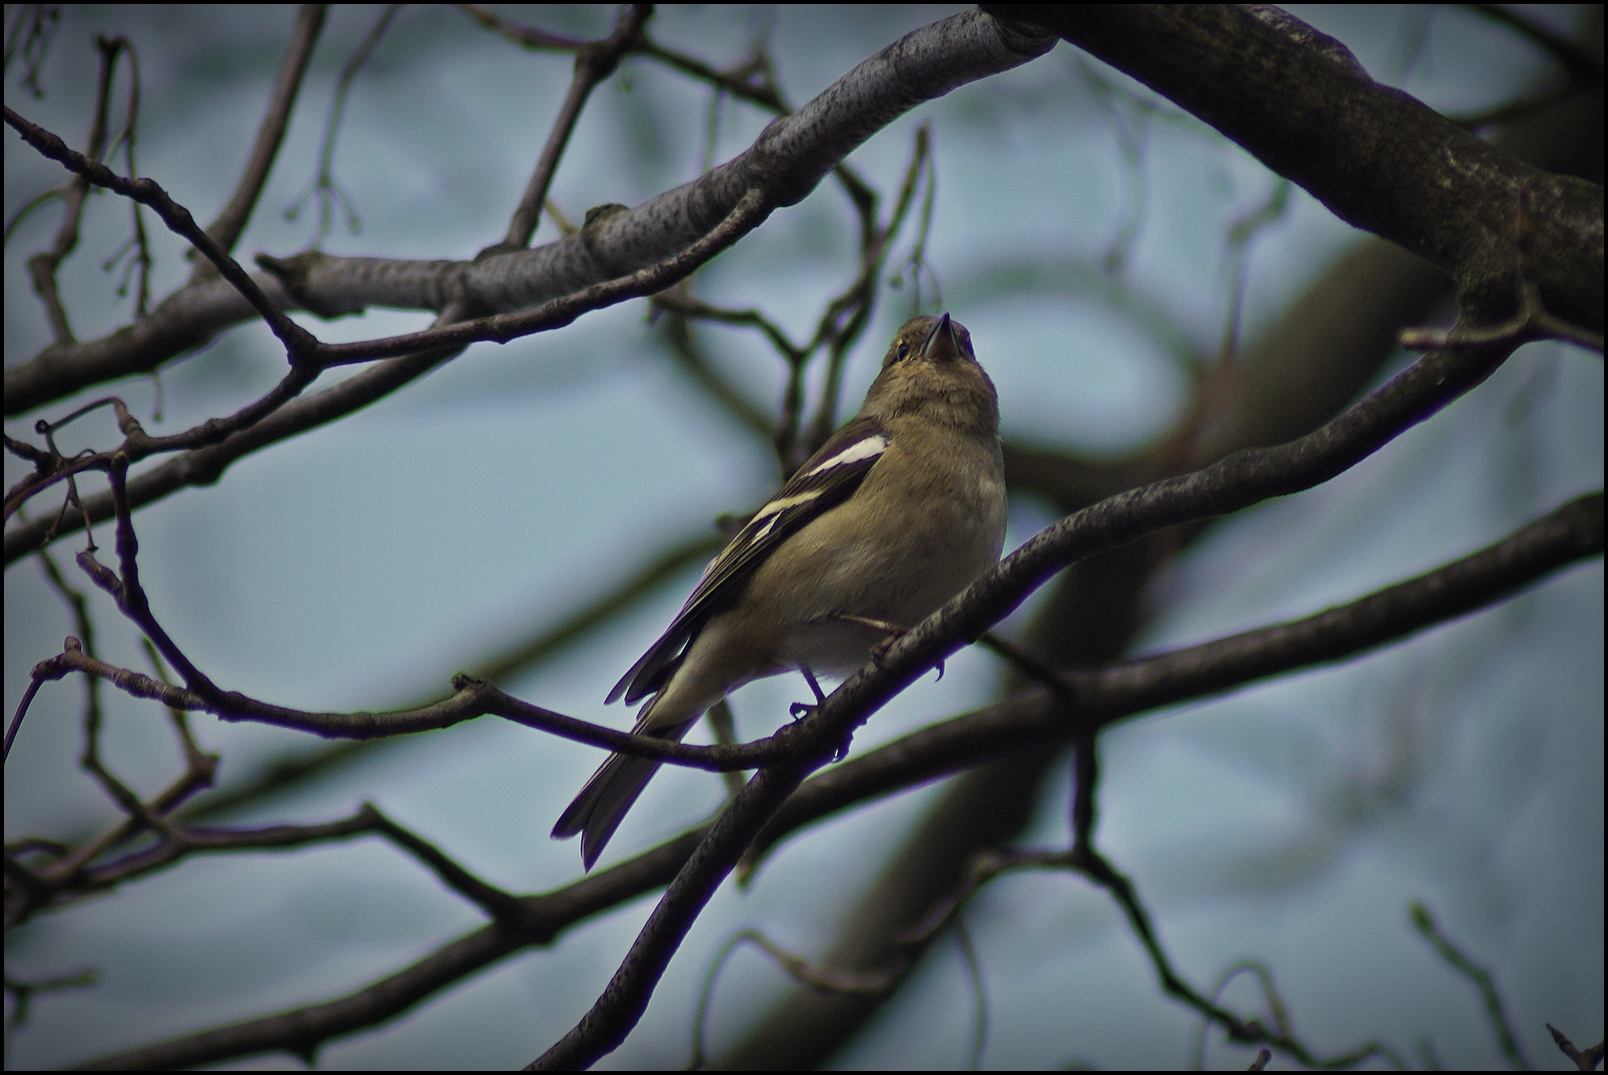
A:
[896,342,910,361]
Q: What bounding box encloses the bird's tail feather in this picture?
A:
[551,719,694,870]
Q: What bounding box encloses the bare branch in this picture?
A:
[189,4,327,273]
[61,484,1597,1069]
[5,10,1056,414]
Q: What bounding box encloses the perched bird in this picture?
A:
[552,313,1007,870]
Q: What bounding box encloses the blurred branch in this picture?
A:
[1546,1023,1606,1072]
[190,4,326,275]
[725,19,1603,1039]
[744,490,1603,861]
[1409,902,1530,1070]
[67,484,1600,1068]
[8,465,766,774]
[499,5,651,250]
[8,7,1601,1068]
[654,308,778,441]
[534,317,1541,1067]
[169,529,726,827]
[1467,4,1604,85]
[19,34,128,344]
[281,5,396,244]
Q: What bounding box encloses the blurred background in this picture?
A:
[4,5,1601,1069]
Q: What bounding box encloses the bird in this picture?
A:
[552,313,1007,870]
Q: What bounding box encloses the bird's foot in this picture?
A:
[830,614,912,671]
[866,635,943,681]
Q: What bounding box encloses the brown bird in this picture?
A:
[553,313,1007,869]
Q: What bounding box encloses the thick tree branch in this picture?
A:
[983,5,1603,333]
[5,10,1054,414]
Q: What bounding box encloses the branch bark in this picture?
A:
[5,10,1055,415]
[984,4,1603,331]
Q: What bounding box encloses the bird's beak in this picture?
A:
[923,312,960,362]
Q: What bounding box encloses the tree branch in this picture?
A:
[67,487,1600,1070]
[983,4,1603,332]
[5,10,1056,414]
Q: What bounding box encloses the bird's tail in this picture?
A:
[551,718,694,871]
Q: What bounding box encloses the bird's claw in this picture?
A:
[870,638,893,670]
[868,640,943,682]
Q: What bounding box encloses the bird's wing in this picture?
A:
[608,415,890,705]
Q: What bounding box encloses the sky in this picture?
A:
[4,5,1601,1069]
